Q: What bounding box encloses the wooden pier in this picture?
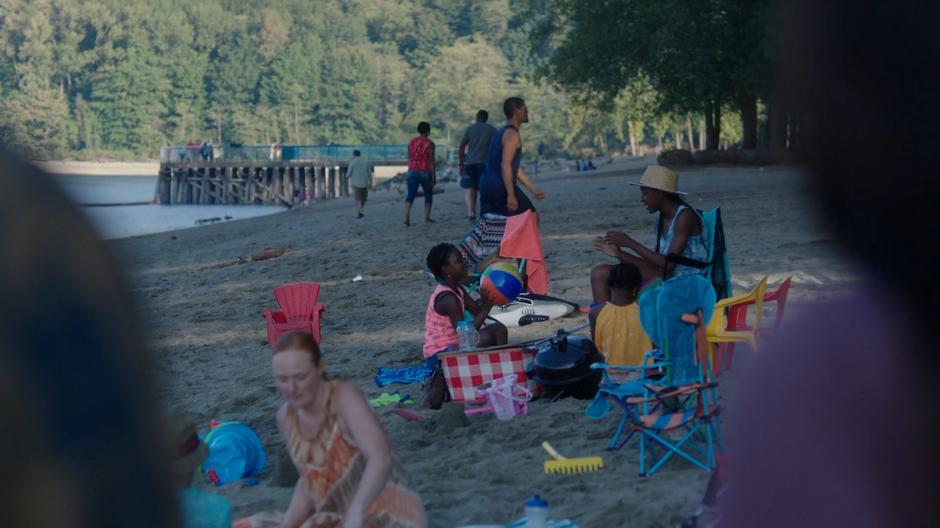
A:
[154,144,409,206]
[155,161,355,206]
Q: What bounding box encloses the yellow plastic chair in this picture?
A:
[706,276,768,375]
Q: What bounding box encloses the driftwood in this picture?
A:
[250,247,289,261]
[200,246,290,270]
[207,257,248,269]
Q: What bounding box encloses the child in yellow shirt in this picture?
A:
[590,263,652,378]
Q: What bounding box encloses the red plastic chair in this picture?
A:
[261,283,325,347]
[715,277,791,373]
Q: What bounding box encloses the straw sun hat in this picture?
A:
[628,166,687,195]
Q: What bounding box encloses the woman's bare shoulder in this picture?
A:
[676,207,702,233]
[332,381,367,406]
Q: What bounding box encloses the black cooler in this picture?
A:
[526,329,602,400]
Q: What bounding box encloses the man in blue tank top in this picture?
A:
[479,97,546,217]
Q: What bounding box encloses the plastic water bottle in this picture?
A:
[524,494,549,528]
[456,320,479,351]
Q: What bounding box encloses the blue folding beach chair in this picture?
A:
[701,207,732,300]
[585,274,722,476]
[660,207,732,300]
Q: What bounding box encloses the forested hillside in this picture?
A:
[0,0,751,160]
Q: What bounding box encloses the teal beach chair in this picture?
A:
[660,207,732,300]
[586,275,722,476]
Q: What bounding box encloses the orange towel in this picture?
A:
[501,210,548,294]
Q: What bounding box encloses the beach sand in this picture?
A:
[37,160,159,176]
[111,158,856,527]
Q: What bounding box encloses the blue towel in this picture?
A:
[374,356,438,387]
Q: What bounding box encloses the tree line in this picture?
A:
[530,0,784,152]
[0,0,772,160]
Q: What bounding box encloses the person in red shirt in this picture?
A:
[403,121,436,226]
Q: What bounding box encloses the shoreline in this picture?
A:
[35,155,653,179]
[37,160,159,177]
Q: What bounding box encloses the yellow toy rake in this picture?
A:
[542,441,604,474]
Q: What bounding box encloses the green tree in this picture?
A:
[163,48,209,144]
[311,47,380,143]
[0,0,702,159]
[515,80,569,158]
[205,29,263,143]
[0,88,72,158]
[611,77,660,156]
[370,44,412,141]
[411,38,513,146]
[88,46,171,155]
[536,0,773,150]
[259,38,323,143]
[364,2,455,67]
[255,9,291,62]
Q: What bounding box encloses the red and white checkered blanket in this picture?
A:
[439,347,535,403]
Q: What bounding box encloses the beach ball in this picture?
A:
[480,261,524,305]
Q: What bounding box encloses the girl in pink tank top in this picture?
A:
[422,243,508,358]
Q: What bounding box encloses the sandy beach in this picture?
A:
[37,160,159,176]
[110,158,857,527]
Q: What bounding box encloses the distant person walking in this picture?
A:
[186,139,200,161]
[458,110,497,221]
[347,150,373,218]
[479,97,545,217]
[199,141,213,161]
[404,121,436,226]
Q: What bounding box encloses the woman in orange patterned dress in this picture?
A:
[271,331,427,528]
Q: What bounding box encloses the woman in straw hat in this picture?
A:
[589,165,708,304]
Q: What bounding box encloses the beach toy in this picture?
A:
[201,420,267,486]
[465,374,531,420]
[369,392,412,407]
[480,261,524,305]
[486,292,577,328]
[541,441,604,474]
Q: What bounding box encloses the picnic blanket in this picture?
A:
[439,348,534,403]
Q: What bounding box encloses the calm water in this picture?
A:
[55,175,285,240]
